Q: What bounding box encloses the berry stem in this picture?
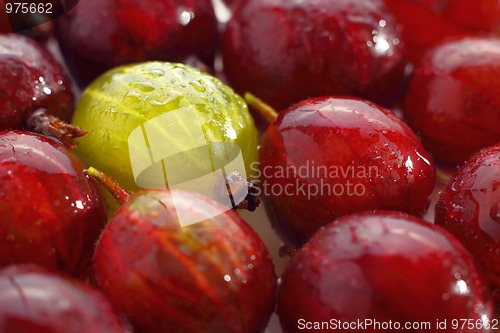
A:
[86,167,130,205]
[436,166,453,185]
[25,108,87,148]
[244,92,278,123]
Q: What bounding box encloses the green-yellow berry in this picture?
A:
[72,62,258,212]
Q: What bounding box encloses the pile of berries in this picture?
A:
[0,0,498,332]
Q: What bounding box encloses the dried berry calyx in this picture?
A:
[213,171,261,212]
[0,34,78,147]
[87,166,260,213]
[26,108,87,148]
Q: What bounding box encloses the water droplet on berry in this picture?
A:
[190,80,206,93]
[148,68,165,77]
[129,81,155,92]
[149,99,168,106]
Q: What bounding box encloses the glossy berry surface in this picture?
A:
[383,0,500,60]
[278,212,494,333]
[0,265,125,333]
[55,0,218,88]
[0,33,73,130]
[223,0,407,111]
[435,144,500,302]
[94,189,276,333]
[403,37,500,165]
[0,131,106,276]
[72,61,258,213]
[259,96,436,246]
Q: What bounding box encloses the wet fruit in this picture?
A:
[257,96,436,246]
[223,0,407,110]
[92,181,276,333]
[278,211,494,333]
[72,61,258,212]
[402,36,500,165]
[0,264,126,333]
[0,131,106,276]
[0,33,82,147]
[383,0,500,60]
[55,0,218,88]
[435,144,500,303]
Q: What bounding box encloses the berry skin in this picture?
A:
[55,0,218,88]
[383,0,500,60]
[278,212,494,333]
[402,37,500,165]
[0,34,73,131]
[259,96,436,246]
[94,188,277,333]
[0,131,106,276]
[72,61,258,213]
[0,265,126,333]
[223,0,407,111]
[435,144,500,303]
